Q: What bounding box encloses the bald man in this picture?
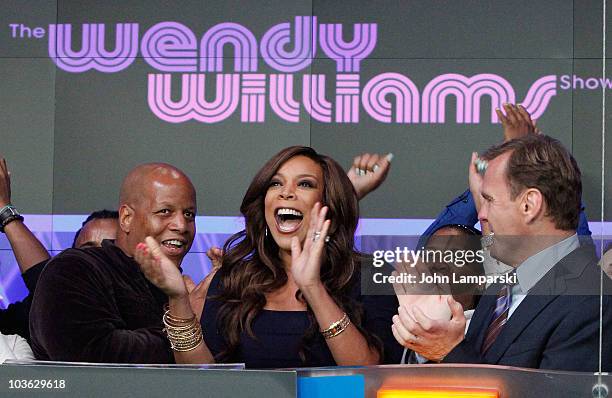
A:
[29,163,196,363]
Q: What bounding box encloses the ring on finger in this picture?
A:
[312,231,321,242]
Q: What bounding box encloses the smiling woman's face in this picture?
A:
[264,155,324,253]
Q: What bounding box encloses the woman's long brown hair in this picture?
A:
[214,146,383,364]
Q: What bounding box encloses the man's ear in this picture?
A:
[521,188,543,224]
[119,204,134,233]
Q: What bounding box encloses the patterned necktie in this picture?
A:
[481,283,513,354]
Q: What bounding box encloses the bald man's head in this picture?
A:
[119,163,195,207]
[116,163,197,267]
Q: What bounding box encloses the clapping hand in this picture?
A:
[391,258,454,340]
[134,237,188,298]
[391,295,465,362]
[290,202,331,291]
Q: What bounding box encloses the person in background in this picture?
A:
[0,156,119,340]
[421,224,484,313]
[394,223,484,364]
[0,158,50,340]
[0,332,34,363]
[0,157,38,358]
[72,210,118,249]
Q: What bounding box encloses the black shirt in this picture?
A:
[201,265,403,368]
[29,240,174,363]
[0,259,46,341]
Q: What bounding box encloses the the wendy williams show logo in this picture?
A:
[9,17,611,124]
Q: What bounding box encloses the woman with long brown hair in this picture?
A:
[135,146,401,367]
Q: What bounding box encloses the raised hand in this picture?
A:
[134,236,188,298]
[0,158,12,207]
[391,295,465,362]
[205,246,223,270]
[347,153,393,200]
[496,103,540,142]
[290,202,331,291]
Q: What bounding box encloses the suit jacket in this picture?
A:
[443,244,612,371]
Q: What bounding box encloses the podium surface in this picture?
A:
[1,362,608,398]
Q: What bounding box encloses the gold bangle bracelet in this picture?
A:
[162,308,203,352]
[321,312,351,339]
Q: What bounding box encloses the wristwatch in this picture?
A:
[0,204,24,233]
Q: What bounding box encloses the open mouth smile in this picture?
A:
[161,239,187,255]
[274,207,304,233]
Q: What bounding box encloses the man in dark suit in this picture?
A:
[392,134,611,371]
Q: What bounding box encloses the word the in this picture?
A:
[9,23,45,38]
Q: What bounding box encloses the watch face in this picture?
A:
[1,205,16,215]
[0,206,23,231]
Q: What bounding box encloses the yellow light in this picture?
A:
[377,388,499,398]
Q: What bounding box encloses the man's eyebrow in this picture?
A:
[481,192,493,201]
[155,201,196,209]
[156,202,195,209]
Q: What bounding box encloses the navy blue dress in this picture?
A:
[201,271,403,369]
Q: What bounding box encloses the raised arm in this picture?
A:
[347,153,393,200]
[422,104,590,238]
[0,158,50,273]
